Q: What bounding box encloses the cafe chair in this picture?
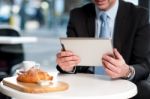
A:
[0,25,24,99]
[132,74,150,99]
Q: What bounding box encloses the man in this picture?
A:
[56,0,150,98]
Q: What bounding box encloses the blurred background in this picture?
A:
[0,0,148,72]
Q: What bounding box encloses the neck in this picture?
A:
[102,0,117,11]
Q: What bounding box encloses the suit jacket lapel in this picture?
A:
[87,4,96,37]
[113,0,128,52]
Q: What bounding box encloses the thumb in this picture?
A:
[113,48,123,59]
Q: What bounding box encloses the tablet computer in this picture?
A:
[60,38,113,66]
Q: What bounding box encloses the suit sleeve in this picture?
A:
[131,9,150,83]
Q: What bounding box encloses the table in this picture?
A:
[0,36,38,44]
[0,36,38,53]
[0,74,137,99]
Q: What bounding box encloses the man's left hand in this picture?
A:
[102,48,130,79]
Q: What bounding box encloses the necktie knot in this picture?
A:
[100,13,108,22]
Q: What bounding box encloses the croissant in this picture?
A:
[17,68,53,83]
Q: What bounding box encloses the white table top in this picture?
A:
[0,74,137,99]
[0,36,38,44]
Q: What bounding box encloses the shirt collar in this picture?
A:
[95,0,119,20]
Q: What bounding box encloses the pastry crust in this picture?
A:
[17,68,53,83]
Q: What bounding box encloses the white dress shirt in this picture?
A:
[95,0,119,39]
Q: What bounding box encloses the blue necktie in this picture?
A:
[99,13,110,38]
[95,13,110,75]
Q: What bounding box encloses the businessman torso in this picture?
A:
[58,0,150,82]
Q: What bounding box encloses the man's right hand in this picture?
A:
[56,50,80,72]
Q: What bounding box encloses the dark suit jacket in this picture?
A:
[57,0,150,83]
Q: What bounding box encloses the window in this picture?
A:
[124,0,138,5]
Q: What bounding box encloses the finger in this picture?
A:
[103,60,121,74]
[113,48,123,59]
[57,51,74,58]
[60,61,77,68]
[104,67,119,78]
[60,55,80,63]
[103,52,114,58]
[102,55,118,66]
